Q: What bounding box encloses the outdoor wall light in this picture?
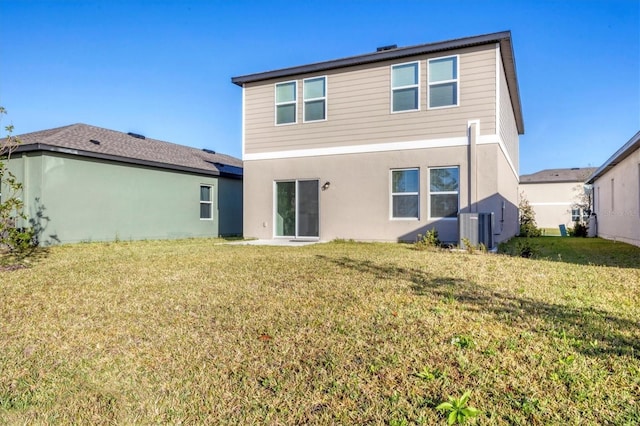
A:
[322,181,331,191]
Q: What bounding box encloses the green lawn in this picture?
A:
[1,238,639,424]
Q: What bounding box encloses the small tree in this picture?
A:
[571,183,593,222]
[0,107,35,252]
[519,192,541,237]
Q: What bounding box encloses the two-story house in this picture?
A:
[232,31,524,244]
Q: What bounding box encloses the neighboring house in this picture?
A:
[587,131,640,247]
[2,124,243,244]
[519,167,596,229]
[232,31,524,244]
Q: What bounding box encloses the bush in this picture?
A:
[519,193,541,237]
[568,221,588,238]
[415,229,440,250]
[515,238,538,258]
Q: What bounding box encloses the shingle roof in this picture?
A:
[232,30,524,134]
[520,167,597,184]
[8,123,242,178]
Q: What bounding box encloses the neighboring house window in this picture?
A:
[200,185,213,220]
[429,167,459,218]
[391,168,419,219]
[391,62,419,112]
[428,55,458,108]
[275,81,297,125]
[303,76,327,122]
[571,208,581,222]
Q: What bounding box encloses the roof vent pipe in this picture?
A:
[127,132,146,139]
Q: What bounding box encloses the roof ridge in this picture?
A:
[15,123,80,143]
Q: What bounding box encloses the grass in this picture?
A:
[1,237,639,424]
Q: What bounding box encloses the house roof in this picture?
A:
[231,30,524,134]
[586,131,640,184]
[520,167,598,184]
[6,123,243,178]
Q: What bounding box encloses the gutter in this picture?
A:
[586,131,640,184]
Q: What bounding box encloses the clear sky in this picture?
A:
[1,0,638,175]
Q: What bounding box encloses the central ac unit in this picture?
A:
[458,212,494,249]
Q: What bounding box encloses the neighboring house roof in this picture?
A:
[231,30,524,134]
[520,167,598,184]
[6,123,243,178]
[586,131,640,184]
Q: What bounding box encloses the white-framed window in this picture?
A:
[390,168,419,219]
[391,62,419,112]
[200,185,213,220]
[303,76,327,122]
[429,166,459,218]
[571,208,582,222]
[275,81,297,125]
[428,55,459,109]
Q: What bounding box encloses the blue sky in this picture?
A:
[1,0,638,175]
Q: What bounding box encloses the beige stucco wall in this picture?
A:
[519,181,585,228]
[592,148,640,246]
[243,142,517,243]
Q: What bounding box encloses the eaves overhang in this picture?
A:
[587,131,640,184]
[231,30,524,134]
[9,143,237,178]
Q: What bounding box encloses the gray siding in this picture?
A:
[244,44,497,155]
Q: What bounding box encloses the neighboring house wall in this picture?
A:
[592,147,640,247]
[6,152,229,244]
[520,181,584,228]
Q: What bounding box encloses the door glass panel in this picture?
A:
[276,182,296,236]
[297,180,319,237]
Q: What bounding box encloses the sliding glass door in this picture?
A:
[275,180,319,238]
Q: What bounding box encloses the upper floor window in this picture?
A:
[391,168,419,219]
[429,167,459,218]
[303,77,327,122]
[428,56,458,109]
[200,185,213,220]
[391,62,419,112]
[275,81,297,125]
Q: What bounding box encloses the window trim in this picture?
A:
[275,80,297,126]
[200,184,213,220]
[390,61,420,113]
[303,76,327,123]
[428,166,460,220]
[571,208,582,222]
[427,55,460,110]
[390,168,420,220]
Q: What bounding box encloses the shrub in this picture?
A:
[568,221,588,238]
[415,229,440,250]
[519,193,541,237]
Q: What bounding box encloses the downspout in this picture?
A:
[468,121,478,213]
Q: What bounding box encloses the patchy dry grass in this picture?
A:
[1,238,639,424]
